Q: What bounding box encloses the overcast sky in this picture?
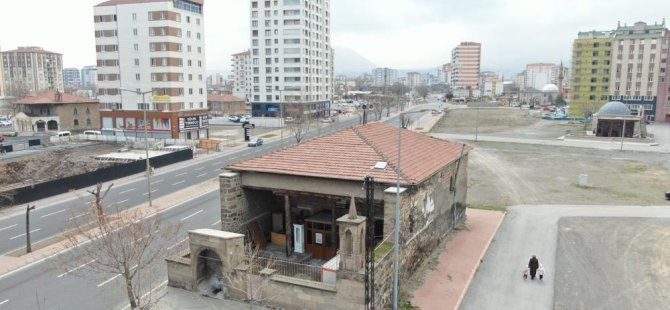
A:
[0,0,667,74]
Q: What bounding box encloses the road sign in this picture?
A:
[152,95,171,102]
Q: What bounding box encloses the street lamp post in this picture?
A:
[620,118,626,151]
[392,109,429,310]
[475,106,480,142]
[120,88,154,208]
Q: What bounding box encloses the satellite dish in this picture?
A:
[368,104,374,110]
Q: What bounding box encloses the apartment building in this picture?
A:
[1,46,63,98]
[249,0,333,117]
[406,72,422,88]
[480,71,503,97]
[570,30,614,118]
[524,63,555,91]
[94,0,209,139]
[80,66,98,89]
[442,63,453,85]
[451,42,481,94]
[232,50,251,100]
[63,68,82,89]
[609,21,670,122]
[372,67,397,87]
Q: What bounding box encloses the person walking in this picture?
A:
[528,255,540,280]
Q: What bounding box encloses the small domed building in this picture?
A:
[592,101,647,138]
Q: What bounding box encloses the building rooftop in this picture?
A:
[96,0,203,7]
[2,46,60,54]
[228,122,472,186]
[14,91,98,105]
[597,101,632,117]
[232,50,250,57]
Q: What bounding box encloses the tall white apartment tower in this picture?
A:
[249,0,333,117]
[232,50,251,100]
[94,0,209,139]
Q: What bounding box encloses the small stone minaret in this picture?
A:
[337,195,366,272]
[558,61,564,100]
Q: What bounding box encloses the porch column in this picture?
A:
[284,195,293,256]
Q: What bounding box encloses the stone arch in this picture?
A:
[47,120,58,131]
[195,247,224,297]
[35,120,46,132]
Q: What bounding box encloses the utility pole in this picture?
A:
[26,205,35,253]
[120,88,154,208]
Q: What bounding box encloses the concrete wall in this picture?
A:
[166,255,193,290]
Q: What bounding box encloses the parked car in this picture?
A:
[229,115,240,122]
[284,116,295,123]
[320,117,334,123]
[57,131,72,137]
[240,116,250,123]
[83,130,102,135]
[0,120,11,126]
[430,109,442,115]
[247,138,263,147]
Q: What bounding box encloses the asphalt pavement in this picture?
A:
[459,205,670,310]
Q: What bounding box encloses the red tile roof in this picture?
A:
[208,94,245,102]
[14,91,98,105]
[229,123,473,186]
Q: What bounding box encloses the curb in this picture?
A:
[453,210,507,310]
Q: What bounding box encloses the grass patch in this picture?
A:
[623,163,649,174]
[262,134,277,138]
[374,242,394,261]
[467,204,507,212]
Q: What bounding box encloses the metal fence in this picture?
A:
[252,256,323,282]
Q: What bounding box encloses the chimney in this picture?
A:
[55,89,62,102]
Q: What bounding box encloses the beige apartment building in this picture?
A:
[609,21,670,122]
[94,0,209,139]
[231,50,250,100]
[1,47,63,98]
[451,42,481,94]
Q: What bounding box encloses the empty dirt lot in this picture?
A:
[431,108,670,206]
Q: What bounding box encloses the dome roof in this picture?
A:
[542,84,559,92]
[597,101,631,116]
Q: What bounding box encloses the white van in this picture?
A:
[83,130,101,136]
[57,131,72,137]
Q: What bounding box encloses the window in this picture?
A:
[86,118,92,126]
[74,119,79,126]
[133,28,138,36]
[136,73,141,80]
[132,13,137,21]
[134,44,139,51]
[73,108,78,115]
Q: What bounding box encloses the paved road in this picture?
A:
[0,190,220,310]
[460,205,670,310]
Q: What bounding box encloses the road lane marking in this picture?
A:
[117,199,129,205]
[97,265,137,287]
[180,210,203,221]
[0,224,18,232]
[68,213,88,221]
[194,167,205,171]
[167,238,189,250]
[119,188,135,194]
[230,156,238,160]
[9,229,41,240]
[97,274,121,287]
[211,220,221,227]
[172,181,185,186]
[0,300,7,306]
[153,179,164,184]
[40,209,66,219]
[142,189,158,196]
[175,172,187,177]
[196,173,207,178]
[57,260,95,278]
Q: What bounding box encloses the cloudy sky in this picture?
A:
[0,0,667,75]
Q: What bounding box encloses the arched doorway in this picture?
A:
[35,120,46,132]
[196,248,224,298]
[47,120,58,131]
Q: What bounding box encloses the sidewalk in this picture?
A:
[412,208,505,310]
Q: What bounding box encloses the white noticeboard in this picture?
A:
[293,224,304,254]
[315,232,323,245]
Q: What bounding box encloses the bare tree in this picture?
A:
[286,108,311,144]
[223,243,280,310]
[62,183,181,309]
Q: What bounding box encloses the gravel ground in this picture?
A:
[555,217,670,310]
[431,107,670,207]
